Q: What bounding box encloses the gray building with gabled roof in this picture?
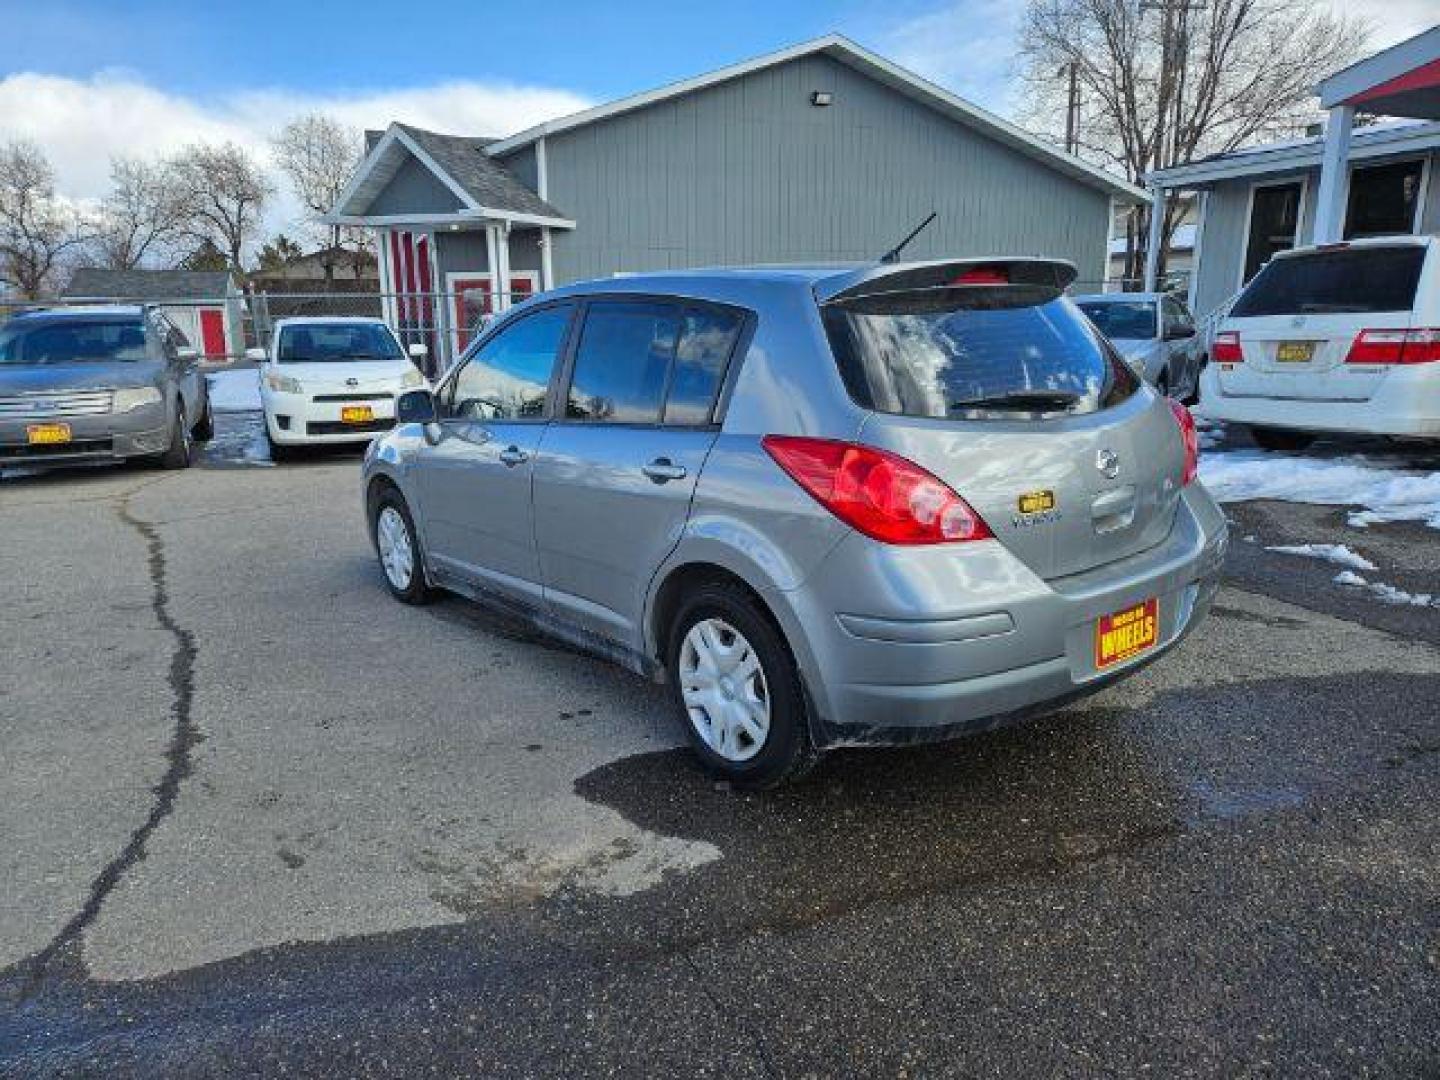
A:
[330,33,1146,366]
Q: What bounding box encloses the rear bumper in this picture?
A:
[1199,365,1440,437]
[768,485,1228,745]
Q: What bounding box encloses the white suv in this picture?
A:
[1201,236,1439,450]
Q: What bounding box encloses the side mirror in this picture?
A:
[396,389,438,425]
[177,345,199,361]
[408,343,429,359]
[245,346,267,362]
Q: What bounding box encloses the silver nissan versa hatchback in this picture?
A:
[363,259,1227,787]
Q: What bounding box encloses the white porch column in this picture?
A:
[1312,105,1354,245]
[376,228,397,326]
[494,221,513,312]
[1143,183,1165,292]
[484,224,501,313]
[540,227,554,291]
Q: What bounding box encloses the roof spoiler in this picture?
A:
[815,257,1077,305]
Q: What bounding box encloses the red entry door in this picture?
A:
[199,309,226,358]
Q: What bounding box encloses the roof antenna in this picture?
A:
[880,211,937,264]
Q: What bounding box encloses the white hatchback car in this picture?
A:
[1202,236,1439,450]
[251,318,428,459]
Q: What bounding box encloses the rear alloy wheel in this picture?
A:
[157,403,193,469]
[372,491,434,605]
[668,581,816,788]
[1249,425,1316,453]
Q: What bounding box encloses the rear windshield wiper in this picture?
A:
[951,390,1082,412]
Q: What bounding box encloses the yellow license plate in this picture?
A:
[1275,341,1315,363]
[340,405,374,424]
[26,423,72,445]
[1095,598,1159,670]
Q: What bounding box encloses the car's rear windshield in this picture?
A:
[822,286,1138,420]
[0,320,147,366]
[1230,246,1426,317]
[277,323,403,363]
[1075,299,1157,341]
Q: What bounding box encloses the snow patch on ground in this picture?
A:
[1199,449,1440,531]
[1265,543,1377,572]
[207,367,262,413]
[1333,570,1438,608]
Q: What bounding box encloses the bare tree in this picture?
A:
[0,140,90,299]
[272,114,371,286]
[170,141,273,274]
[1020,0,1368,286]
[94,156,187,270]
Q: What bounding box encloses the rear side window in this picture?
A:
[563,300,744,426]
[1231,246,1425,317]
[823,287,1138,419]
[567,302,680,422]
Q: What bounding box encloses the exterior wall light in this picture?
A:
[811,91,833,107]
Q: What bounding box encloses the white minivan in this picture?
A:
[1201,236,1439,450]
[251,318,428,460]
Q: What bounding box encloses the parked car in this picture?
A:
[1073,291,1205,403]
[1201,236,1440,451]
[0,305,212,470]
[362,259,1227,786]
[251,317,428,461]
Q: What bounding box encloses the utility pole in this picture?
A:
[1062,62,1080,155]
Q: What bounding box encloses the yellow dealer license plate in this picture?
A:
[340,405,374,424]
[27,423,72,445]
[1276,340,1315,363]
[1095,597,1159,670]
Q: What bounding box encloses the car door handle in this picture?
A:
[641,458,687,483]
[498,446,529,467]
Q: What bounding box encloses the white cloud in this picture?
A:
[1326,0,1437,50]
[872,0,1025,116]
[0,71,591,241]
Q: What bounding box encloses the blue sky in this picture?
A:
[4,0,984,104]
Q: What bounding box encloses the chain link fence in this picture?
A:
[0,288,529,379]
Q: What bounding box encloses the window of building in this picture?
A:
[1243,181,1303,284]
[1345,160,1424,239]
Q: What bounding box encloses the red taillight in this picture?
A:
[1167,399,1198,486]
[1212,330,1242,364]
[761,436,992,545]
[1345,328,1440,365]
[951,266,1009,286]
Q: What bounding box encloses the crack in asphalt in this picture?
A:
[12,479,201,997]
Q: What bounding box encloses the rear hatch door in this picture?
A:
[1218,244,1425,402]
[819,260,1184,581]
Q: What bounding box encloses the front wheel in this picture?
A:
[1249,425,1315,453]
[668,581,816,789]
[372,489,434,605]
[156,403,193,469]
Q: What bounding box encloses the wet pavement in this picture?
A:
[1,413,1436,1076]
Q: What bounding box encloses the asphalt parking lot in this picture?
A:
[2,412,1437,1077]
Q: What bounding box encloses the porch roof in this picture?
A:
[1319,24,1440,121]
[327,122,575,230]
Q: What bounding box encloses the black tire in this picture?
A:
[266,430,298,463]
[1155,371,1171,398]
[667,579,817,789]
[192,395,215,442]
[370,487,435,605]
[1181,360,1203,407]
[156,403,193,469]
[1249,425,1316,453]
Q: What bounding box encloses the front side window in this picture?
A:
[1076,300,1158,341]
[0,320,149,366]
[446,303,573,421]
[824,287,1138,420]
[277,323,404,364]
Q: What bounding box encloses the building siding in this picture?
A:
[369,156,466,216]
[519,53,1112,287]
